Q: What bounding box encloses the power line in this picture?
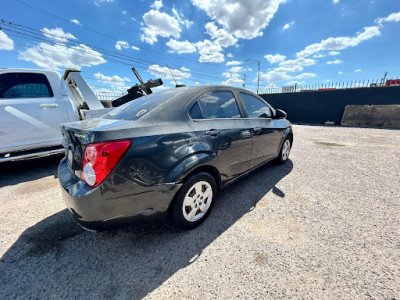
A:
[1,32,214,85]
[10,0,225,68]
[1,20,229,82]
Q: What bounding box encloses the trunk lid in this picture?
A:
[60,118,132,178]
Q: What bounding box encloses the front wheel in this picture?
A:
[170,172,217,230]
[277,137,292,164]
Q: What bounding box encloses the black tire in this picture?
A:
[276,136,292,164]
[170,172,217,230]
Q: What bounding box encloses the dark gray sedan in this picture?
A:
[58,85,293,230]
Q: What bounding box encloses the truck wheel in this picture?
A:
[170,172,217,230]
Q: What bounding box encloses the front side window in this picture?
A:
[196,91,241,119]
[0,73,53,98]
[240,93,271,118]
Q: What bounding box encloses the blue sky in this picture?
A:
[1,0,399,93]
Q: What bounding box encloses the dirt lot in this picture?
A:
[0,125,399,299]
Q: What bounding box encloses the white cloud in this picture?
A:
[196,39,224,63]
[283,21,294,30]
[42,27,77,43]
[222,76,244,86]
[226,60,242,66]
[313,53,325,58]
[295,73,316,80]
[70,19,82,26]
[258,56,317,83]
[327,59,342,64]
[115,40,130,50]
[166,39,197,54]
[227,53,233,58]
[264,53,286,64]
[148,64,191,79]
[95,0,114,5]
[122,10,127,15]
[205,22,238,48]
[228,66,245,73]
[169,80,184,87]
[18,27,105,70]
[151,0,163,10]
[94,72,131,82]
[172,7,194,29]
[0,31,14,50]
[141,10,182,44]
[141,5,192,44]
[354,69,362,72]
[338,71,343,75]
[296,26,381,57]
[286,80,305,86]
[328,51,340,56]
[377,11,400,24]
[19,43,106,70]
[94,72,131,91]
[332,0,340,4]
[131,45,140,51]
[191,0,286,39]
[259,70,290,82]
[279,57,316,69]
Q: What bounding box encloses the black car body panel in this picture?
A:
[58,85,293,230]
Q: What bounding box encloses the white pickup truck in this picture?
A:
[0,68,162,163]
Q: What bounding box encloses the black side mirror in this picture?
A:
[275,109,287,119]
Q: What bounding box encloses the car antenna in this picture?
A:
[166,64,179,87]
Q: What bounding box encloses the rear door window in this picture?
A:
[194,91,241,119]
[240,92,271,118]
[0,73,53,98]
[103,88,187,121]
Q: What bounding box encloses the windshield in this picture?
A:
[102,88,187,121]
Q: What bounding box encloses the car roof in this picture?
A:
[137,85,261,124]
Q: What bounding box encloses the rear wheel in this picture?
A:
[277,137,292,164]
[170,172,217,230]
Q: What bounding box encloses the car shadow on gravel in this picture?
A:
[0,155,62,188]
[1,160,293,299]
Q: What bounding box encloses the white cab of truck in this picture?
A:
[0,68,113,162]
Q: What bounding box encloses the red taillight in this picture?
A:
[81,139,131,187]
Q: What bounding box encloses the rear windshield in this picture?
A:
[102,88,187,121]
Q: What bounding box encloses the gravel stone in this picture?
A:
[0,125,399,299]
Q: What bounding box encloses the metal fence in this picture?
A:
[95,91,127,101]
[260,78,400,94]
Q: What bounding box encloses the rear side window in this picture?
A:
[240,92,271,118]
[0,73,53,98]
[103,88,187,121]
[196,91,241,119]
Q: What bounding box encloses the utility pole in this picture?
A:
[242,74,246,89]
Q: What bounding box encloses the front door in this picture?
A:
[238,92,283,168]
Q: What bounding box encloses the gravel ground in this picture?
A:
[0,125,399,299]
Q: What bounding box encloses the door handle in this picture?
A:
[205,129,220,137]
[240,130,252,139]
[253,127,262,134]
[40,104,58,108]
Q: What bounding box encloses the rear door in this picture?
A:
[188,89,253,180]
[0,72,71,153]
[237,92,283,168]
